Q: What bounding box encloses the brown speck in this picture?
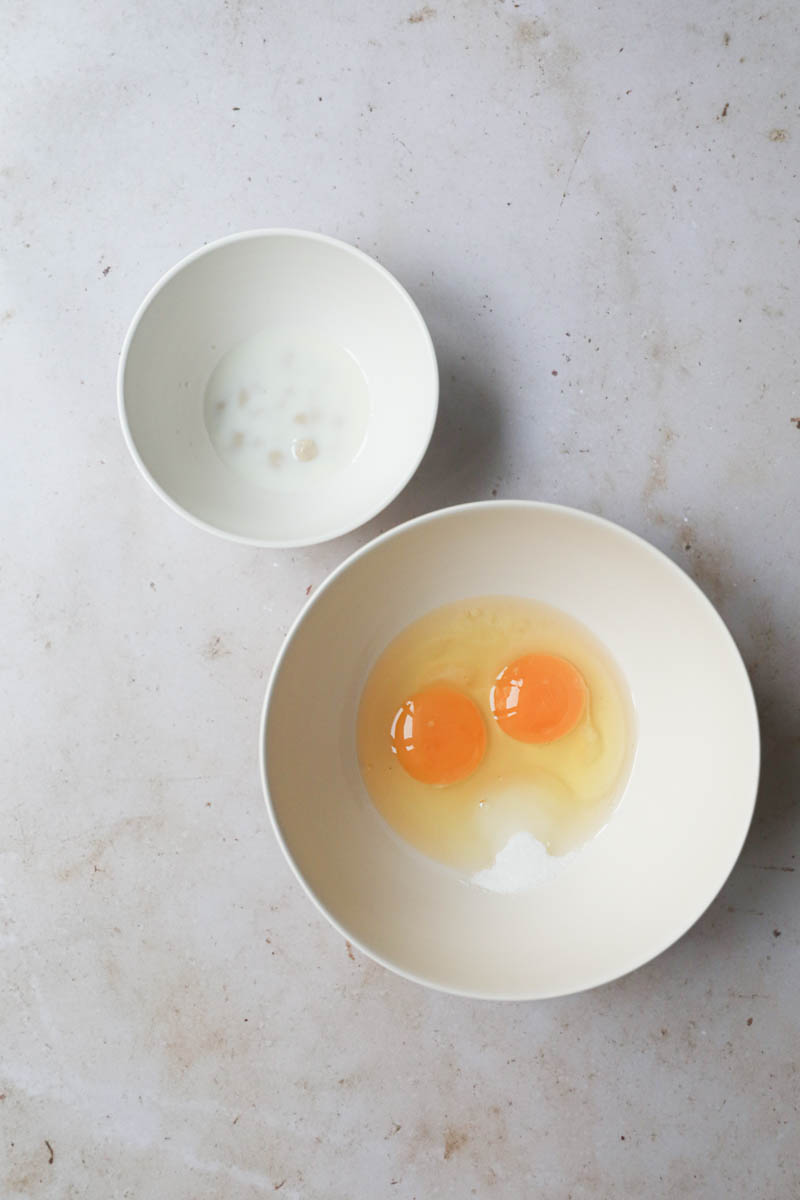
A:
[773,929,782,937]
[233,106,240,111]
[672,519,732,607]
[102,266,110,276]
[45,640,52,649]
[744,864,794,872]
[723,31,730,45]
[305,584,313,596]
[491,488,498,497]
[747,1017,753,1026]
[643,426,676,506]
[149,581,156,591]
[769,128,789,142]
[204,634,231,660]
[408,4,435,22]
[268,450,284,468]
[620,1135,626,1141]
[443,1129,468,1160]
[45,1140,54,1165]
[346,940,355,962]
[516,19,549,45]
[720,102,729,118]
[274,1182,286,1192]
[232,1114,241,1125]
[551,369,558,376]
[791,417,800,429]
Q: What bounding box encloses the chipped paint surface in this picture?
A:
[1,0,799,1196]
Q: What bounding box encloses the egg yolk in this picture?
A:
[490,653,587,743]
[390,686,487,785]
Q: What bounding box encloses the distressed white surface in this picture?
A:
[1,0,798,1196]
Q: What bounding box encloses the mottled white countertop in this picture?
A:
[3,1,799,1196]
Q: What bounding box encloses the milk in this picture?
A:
[204,329,370,492]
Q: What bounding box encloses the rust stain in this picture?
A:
[58,813,164,882]
[642,426,676,506]
[516,18,550,45]
[675,520,731,608]
[345,940,356,962]
[407,5,435,22]
[443,1128,468,1160]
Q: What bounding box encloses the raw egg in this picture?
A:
[390,686,486,785]
[490,653,587,743]
[357,596,635,884]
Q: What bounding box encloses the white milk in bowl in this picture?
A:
[204,329,370,492]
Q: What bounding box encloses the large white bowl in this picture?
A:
[261,502,759,999]
[118,230,438,546]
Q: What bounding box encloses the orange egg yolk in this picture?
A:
[390,686,487,785]
[490,653,587,743]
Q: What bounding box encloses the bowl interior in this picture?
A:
[120,232,437,544]
[263,503,759,999]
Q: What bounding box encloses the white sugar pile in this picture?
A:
[472,831,577,893]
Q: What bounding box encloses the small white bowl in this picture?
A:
[261,501,759,1000]
[118,230,438,546]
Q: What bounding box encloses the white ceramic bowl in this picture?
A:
[261,501,759,1000]
[118,230,438,546]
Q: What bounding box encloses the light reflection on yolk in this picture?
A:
[390,686,486,786]
[491,653,587,743]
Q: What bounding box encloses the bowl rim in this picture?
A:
[259,499,761,1001]
[117,227,439,548]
